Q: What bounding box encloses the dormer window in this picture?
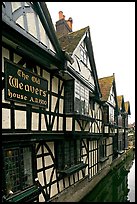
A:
[80,42,88,65]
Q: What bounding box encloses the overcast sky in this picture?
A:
[46,2,135,124]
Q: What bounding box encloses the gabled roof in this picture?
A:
[124,101,131,115]
[2,2,72,68]
[56,26,102,98]
[98,75,114,102]
[57,26,89,54]
[117,95,125,112]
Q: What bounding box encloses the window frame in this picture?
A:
[55,139,82,172]
[80,43,88,66]
[2,144,35,197]
[103,105,109,124]
[99,138,108,162]
[74,80,89,115]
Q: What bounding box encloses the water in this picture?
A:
[80,150,135,202]
[127,157,135,202]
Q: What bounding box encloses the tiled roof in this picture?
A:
[98,75,114,101]
[124,101,131,114]
[56,26,89,54]
[117,95,124,110]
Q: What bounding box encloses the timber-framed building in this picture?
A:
[2,2,131,202]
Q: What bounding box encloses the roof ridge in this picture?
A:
[69,26,89,34]
[98,75,114,80]
[57,26,89,53]
[57,26,89,38]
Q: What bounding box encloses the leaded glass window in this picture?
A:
[103,105,109,124]
[3,146,33,196]
[75,80,89,115]
[64,80,74,113]
[55,140,81,171]
[100,139,106,159]
[80,42,88,65]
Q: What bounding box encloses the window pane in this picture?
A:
[4,149,20,194]
[3,146,33,196]
[65,80,74,113]
[22,147,33,188]
[74,80,89,114]
[56,140,81,171]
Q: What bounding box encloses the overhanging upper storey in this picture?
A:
[98,73,118,126]
[2,2,72,70]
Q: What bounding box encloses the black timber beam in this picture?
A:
[2,132,66,144]
[33,2,68,65]
[2,21,63,69]
[85,35,102,99]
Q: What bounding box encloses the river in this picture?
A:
[80,150,135,202]
[127,154,135,202]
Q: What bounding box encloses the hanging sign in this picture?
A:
[4,59,48,108]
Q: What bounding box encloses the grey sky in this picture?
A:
[46,2,135,124]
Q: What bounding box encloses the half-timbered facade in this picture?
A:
[117,96,131,154]
[56,12,106,179]
[2,2,72,202]
[2,3,132,202]
[98,74,119,161]
[117,95,126,154]
[124,101,131,149]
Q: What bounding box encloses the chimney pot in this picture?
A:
[59,11,63,20]
[67,17,73,30]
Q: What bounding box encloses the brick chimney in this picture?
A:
[55,11,73,37]
[67,17,73,30]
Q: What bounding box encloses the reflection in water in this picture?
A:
[127,158,135,202]
[80,150,135,202]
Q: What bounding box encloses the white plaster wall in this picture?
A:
[26,13,37,39]
[42,69,50,90]
[51,96,57,112]
[52,116,57,130]
[50,183,58,197]
[16,16,24,29]
[11,2,21,12]
[75,120,81,131]
[58,117,63,130]
[11,2,56,53]
[66,118,72,131]
[37,142,57,200]
[13,53,23,65]
[2,109,11,129]
[73,46,95,86]
[59,99,64,114]
[31,112,39,130]
[104,126,109,133]
[15,110,26,129]
[52,77,58,94]
[41,114,47,131]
